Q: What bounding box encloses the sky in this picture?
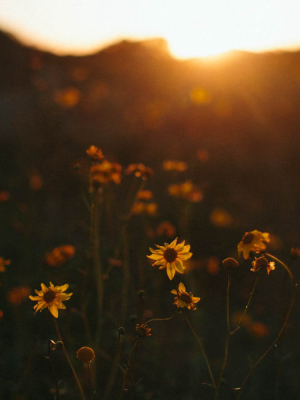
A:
[0,0,300,58]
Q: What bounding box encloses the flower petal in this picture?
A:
[178,282,186,292]
[166,263,175,280]
[48,304,58,318]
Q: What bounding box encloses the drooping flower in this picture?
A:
[222,257,239,271]
[136,323,152,337]
[86,145,104,161]
[250,256,275,275]
[29,282,72,318]
[171,282,200,310]
[237,230,270,259]
[147,238,192,280]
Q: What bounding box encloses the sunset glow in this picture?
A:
[0,0,299,58]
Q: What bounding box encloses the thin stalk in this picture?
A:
[145,309,179,325]
[103,334,122,400]
[88,362,96,400]
[215,271,231,399]
[47,340,60,400]
[236,254,296,399]
[120,337,139,399]
[54,319,86,400]
[90,190,104,349]
[183,312,216,389]
[230,275,259,335]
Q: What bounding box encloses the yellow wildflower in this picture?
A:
[125,163,153,179]
[162,160,188,172]
[29,282,72,318]
[171,282,200,310]
[90,160,122,186]
[168,180,203,202]
[237,230,270,259]
[86,145,104,161]
[45,245,75,267]
[0,257,11,272]
[147,238,192,280]
[136,323,152,337]
[250,256,275,275]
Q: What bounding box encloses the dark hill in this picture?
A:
[0,28,300,240]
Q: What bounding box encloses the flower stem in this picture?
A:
[215,271,231,399]
[182,312,216,389]
[54,319,86,400]
[121,337,139,399]
[47,340,60,400]
[87,362,96,400]
[236,253,296,399]
[145,309,179,325]
[230,274,259,335]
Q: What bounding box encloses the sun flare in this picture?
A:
[0,0,299,58]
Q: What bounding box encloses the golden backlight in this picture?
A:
[0,0,299,58]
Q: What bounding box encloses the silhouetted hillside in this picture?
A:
[1,28,300,242]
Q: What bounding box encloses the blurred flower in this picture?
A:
[206,256,220,275]
[237,230,270,259]
[132,201,157,216]
[250,322,270,338]
[136,190,153,200]
[156,221,176,238]
[77,346,95,363]
[0,257,11,272]
[168,180,203,202]
[45,245,75,267]
[86,145,104,161]
[29,282,72,318]
[53,87,80,108]
[147,238,192,280]
[171,282,200,310]
[210,208,233,227]
[90,160,122,186]
[251,256,275,275]
[125,163,153,180]
[0,191,10,202]
[7,286,31,305]
[290,247,300,260]
[162,160,188,172]
[136,323,152,337]
[222,257,239,271]
[190,87,211,104]
[29,173,43,191]
[0,310,3,321]
[197,149,209,163]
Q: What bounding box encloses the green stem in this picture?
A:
[121,338,139,399]
[88,362,96,400]
[54,319,86,400]
[90,190,104,349]
[145,309,179,325]
[103,334,122,400]
[230,274,259,335]
[183,312,216,389]
[47,340,60,400]
[236,253,296,399]
[215,271,231,399]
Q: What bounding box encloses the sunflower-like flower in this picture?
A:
[29,282,72,318]
[147,238,192,280]
[237,230,270,259]
[250,256,275,275]
[171,282,200,310]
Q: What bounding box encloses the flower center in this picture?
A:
[43,289,57,303]
[179,292,193,304]
[242,232,254,245]
[164,248,178,263]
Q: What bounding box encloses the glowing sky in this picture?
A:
[0,0,299,58]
